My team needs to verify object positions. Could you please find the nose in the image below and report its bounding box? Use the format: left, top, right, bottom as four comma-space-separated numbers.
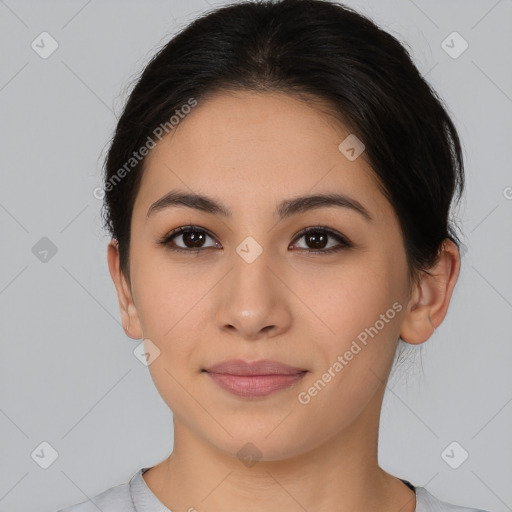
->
214, 247, 292, 341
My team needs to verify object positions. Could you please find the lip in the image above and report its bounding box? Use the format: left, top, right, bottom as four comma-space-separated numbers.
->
203, 359, 308, 398
205, 359, 306, 375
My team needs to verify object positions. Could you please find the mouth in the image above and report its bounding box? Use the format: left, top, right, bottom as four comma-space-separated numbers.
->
202, 359, 308, 398
204, 358, 307, 376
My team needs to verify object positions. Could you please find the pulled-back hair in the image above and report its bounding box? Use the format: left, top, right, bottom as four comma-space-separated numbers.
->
102, 0, 465, 287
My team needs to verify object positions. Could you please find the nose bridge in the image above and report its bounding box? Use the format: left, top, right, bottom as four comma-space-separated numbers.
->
214, 232, 291, 338
230, 235, 276, 305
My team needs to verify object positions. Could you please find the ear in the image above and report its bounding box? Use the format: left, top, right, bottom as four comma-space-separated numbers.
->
107, 239, 143, 340
400, 239, 461, 345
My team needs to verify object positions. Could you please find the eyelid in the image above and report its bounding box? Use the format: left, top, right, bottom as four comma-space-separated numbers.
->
159, 225, 220, 250
290, 225, 351, 247
158, 225, 352, 253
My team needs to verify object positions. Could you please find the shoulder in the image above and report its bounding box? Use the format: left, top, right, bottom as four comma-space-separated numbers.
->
55, 476, 133, 512
415, 486, 495, 512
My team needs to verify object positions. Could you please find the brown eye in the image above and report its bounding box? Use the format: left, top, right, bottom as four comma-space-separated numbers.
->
160, 226, 219, 252
159, 225, 351, 255
290, 227, 351, 254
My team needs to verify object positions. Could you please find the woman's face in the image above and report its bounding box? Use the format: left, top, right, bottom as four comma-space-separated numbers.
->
117, 90, 415, 460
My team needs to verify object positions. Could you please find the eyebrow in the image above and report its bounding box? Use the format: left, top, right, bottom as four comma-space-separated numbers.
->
147, 190, 373, 222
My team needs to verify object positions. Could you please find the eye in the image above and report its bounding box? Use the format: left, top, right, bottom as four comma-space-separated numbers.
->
159, 226, 220, 253
290, 226, 352, 254
159, 225, 352, 255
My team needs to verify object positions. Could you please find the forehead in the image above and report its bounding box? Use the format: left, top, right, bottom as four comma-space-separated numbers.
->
135, 90, 387, 219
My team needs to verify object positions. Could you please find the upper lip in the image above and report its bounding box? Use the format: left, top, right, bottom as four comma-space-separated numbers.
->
204, 359, 307, 376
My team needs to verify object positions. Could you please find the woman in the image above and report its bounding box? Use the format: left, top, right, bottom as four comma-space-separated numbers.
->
58, 0, 493, 510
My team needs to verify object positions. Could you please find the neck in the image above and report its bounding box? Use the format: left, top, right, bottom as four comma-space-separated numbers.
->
143, 386, 416, 512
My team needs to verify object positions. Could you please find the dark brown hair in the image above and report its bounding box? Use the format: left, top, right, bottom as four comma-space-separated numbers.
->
101, 0, 465, 287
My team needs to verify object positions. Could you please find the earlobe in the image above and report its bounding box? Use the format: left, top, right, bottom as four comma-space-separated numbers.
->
400, 239, 460, 345
107, 240, 143, 340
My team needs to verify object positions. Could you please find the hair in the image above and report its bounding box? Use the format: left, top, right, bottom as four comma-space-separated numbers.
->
102, 0, 465, 292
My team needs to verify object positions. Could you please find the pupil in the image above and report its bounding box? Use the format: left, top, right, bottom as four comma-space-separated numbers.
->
185, 230, 204, 248
307, 231, 327, 249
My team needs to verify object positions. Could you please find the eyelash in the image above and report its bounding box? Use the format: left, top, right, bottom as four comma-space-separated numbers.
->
158, 225, 352, 255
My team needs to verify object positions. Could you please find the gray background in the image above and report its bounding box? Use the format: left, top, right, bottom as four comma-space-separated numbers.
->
0, 1, 511, 511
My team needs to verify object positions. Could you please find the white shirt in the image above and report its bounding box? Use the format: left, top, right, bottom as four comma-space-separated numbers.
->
56, 467, 493, 512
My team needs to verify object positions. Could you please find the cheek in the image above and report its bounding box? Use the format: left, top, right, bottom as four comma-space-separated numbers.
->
300, 256, 407, 390
130, 245, 204, 339
295, 276, 403, 424
300, 257, 401, 336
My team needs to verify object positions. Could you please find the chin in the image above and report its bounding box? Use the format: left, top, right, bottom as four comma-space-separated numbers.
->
198, 421, 317, 464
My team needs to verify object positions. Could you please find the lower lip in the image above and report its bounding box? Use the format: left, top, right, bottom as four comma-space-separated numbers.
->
206, 371, 307, 398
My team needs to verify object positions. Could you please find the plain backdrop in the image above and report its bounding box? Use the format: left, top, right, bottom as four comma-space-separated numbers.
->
0, 1, 511, 511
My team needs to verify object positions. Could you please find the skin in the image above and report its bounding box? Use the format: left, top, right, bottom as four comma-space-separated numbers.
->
107, 90, 460, 512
